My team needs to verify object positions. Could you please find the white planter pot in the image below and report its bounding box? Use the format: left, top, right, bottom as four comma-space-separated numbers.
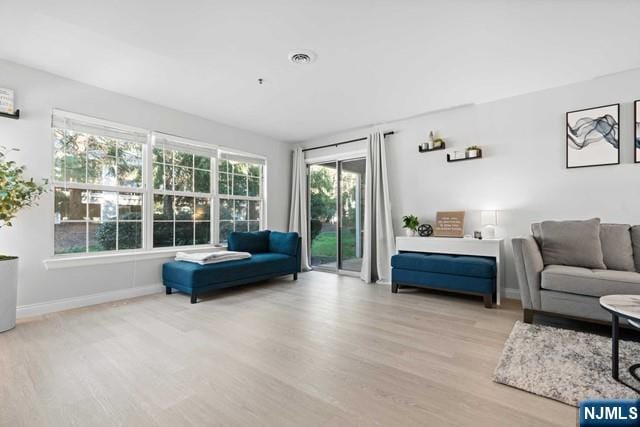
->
467, 149, 479, 158
404, 228, 416, 237
0, 257, 18, 333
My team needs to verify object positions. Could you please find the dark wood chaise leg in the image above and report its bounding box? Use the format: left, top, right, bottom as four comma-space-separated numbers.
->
523, 308, 534, 324
165, 287, 172, 295
293, 272, 298, 280
391, 282, 398, 293
190, 293, 197, 304
483, 294, 493, 308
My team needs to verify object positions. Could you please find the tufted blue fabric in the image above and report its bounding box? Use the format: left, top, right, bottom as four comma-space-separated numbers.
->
227, 230, 271, 253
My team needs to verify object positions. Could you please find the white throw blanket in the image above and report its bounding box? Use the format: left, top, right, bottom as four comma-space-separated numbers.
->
175, 251, 251, 265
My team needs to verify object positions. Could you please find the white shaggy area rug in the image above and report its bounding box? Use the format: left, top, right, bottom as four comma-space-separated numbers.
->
494, 321, 639, 406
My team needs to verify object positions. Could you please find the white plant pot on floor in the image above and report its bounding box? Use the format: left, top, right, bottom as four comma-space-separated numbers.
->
0, 257, 18, 333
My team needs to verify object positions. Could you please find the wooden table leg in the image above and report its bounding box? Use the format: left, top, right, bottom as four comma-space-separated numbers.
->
612, 314, 619, 380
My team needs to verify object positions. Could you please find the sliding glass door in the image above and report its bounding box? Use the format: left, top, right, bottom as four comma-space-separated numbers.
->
309, 158, 365, 273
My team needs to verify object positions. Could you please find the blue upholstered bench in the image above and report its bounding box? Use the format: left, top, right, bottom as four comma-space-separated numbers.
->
163, 230, 301, 303
391, 252, 496, 308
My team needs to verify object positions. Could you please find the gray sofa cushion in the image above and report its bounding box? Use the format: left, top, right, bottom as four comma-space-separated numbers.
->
600, 224, 635, 271
541, 265, 640, 298
536, 218, 606, 269
631, 226, 640, 272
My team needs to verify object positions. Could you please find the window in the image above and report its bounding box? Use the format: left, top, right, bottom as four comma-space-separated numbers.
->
218, 153, 265, 243
52, 111, 147, 254
51, 111, 266, 256
151, 133, 216, 248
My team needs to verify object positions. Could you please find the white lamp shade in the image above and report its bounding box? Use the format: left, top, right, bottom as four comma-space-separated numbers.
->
481, 210, 497, 226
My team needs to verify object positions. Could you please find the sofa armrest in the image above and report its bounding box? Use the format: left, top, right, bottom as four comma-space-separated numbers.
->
296, 237, 302, 272
512, 236, 544, 310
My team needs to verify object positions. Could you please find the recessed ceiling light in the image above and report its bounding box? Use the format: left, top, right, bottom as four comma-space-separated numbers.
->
288, 50, 316, 64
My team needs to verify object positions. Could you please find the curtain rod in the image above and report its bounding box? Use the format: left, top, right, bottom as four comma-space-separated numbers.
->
302, 131, 394, 153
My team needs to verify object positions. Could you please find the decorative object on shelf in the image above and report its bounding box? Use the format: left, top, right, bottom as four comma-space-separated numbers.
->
635, 100, 639, 163
447, 150, 482, 162
418, 131, 446, 153
474, 230, 483, 240
402, 214, 420, 236
0, 88, 15, 114
0, 110, 20, 120
417, 223, 433, 237
0, 147, 47, 333
566, 104, 619, 169
465, 145, 482, 158
481, 210, 497, 239
433, 211, 465, 237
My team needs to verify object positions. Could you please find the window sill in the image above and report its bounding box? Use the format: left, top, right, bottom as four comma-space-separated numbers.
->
43, 246, 226, 270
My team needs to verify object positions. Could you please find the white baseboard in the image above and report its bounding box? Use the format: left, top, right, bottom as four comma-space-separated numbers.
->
17, 284, 164, 319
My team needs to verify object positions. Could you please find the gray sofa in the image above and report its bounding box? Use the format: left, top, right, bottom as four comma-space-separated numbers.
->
513, 219, 640, 324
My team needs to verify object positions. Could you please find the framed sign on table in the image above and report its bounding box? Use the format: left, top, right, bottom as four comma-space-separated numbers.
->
433, 211, 465, 237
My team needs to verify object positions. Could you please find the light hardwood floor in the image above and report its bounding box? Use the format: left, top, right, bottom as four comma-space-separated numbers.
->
0, 272, 577, 426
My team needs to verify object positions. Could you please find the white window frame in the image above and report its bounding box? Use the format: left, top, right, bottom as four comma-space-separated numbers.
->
46, 110, 268, 268
217, 149, 267, 243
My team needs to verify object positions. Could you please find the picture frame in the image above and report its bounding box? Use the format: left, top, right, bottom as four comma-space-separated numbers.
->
566, 103, 619, 169
635, 100, 639, 163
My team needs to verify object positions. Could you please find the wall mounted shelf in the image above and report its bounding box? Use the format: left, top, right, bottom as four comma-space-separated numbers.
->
446, 152, 483, 162
0, 110, 20, 120
418, 143, 446, 153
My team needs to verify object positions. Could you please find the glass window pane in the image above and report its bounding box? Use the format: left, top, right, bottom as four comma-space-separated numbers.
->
218, 173, 229, 195
219, 159, 230, 173
233, 175, 247, 196
249, 200, 261, 221
164, 165, 174, 191
248, 221, 260, 232
89, 222, 116, 252
248, 164, 261, 177
174, 166, 193, 192
118, 221, 142, 250
194, 155, 210, 170
194, 169, 210, 193
153, 222, 174, 247
53, 129, 65, 181
87, 191, 117, 222
232, 162, 248, 175
220, 199, 233, 220
54, 223, 86, 254
118, 193, 143, 220
248, 177, 260, 197
154, 195, 174, 220
234, 200, 247, 221
64, 133, 87, 183
87, 137, 117, 186
153, 163, 164, 190
195, 198, 210, 220
174, 151, 193, 167
235, 221, 248, 232
175, 222, 194, 246
219, 221, 233, 243
175, 196, 194, 220
117, 142, 143, 188
153, 147, 164, 163
55, 188, 86, 220
195, 222, 211, 245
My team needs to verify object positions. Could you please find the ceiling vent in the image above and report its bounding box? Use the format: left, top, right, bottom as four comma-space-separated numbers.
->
288, 51, 316, 64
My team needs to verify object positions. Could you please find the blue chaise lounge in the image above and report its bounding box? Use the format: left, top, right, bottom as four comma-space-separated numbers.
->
163, 230, 301, 303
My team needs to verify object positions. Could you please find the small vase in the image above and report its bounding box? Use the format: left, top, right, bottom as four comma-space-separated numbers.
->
404, 229, 415, 237
467, 149, 479, 158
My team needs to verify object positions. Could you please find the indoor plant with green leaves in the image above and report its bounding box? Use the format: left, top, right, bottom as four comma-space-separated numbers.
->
402, 214, 420, 237
0, 147, 46, 332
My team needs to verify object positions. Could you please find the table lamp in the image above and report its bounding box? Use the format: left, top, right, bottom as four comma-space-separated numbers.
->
481, 210, 497, 239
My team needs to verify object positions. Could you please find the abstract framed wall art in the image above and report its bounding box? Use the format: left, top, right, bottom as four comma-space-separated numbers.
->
635, 100, 640, 163
566, 104, 619, 168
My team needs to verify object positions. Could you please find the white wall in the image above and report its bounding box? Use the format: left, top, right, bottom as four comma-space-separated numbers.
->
0, 60, 292, 309
303, 69, 640, 295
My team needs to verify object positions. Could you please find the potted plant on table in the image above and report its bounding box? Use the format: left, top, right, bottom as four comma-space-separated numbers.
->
0, 147, 46, 333
465, 145, 482, 158
402, 214, 420, 237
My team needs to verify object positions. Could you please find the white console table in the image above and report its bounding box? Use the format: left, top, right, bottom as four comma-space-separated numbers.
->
395, 236, 505, 305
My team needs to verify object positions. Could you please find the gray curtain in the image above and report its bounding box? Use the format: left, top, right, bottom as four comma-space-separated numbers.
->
288, 147, 311, 271
360, 131, 396, 283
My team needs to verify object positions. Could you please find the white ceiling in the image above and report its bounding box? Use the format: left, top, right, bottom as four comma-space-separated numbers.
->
1, 0, 640, 142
